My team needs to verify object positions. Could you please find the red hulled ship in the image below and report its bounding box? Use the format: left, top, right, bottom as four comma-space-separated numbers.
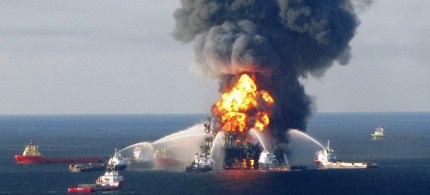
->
153, 147, 182, 168
15, 140, 103, 164
68, 169, 124, 193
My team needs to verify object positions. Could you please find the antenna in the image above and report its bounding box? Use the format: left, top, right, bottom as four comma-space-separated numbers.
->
204, 117, 211, 133
327, 140, 330, 152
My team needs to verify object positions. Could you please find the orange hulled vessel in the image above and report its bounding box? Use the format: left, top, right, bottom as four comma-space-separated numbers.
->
15, 140, 103, 164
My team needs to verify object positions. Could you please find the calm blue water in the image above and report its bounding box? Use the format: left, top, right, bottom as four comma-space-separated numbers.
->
1, 113, 430, 194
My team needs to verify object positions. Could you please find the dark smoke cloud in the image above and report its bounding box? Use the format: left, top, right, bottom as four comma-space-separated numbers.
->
173, 0, 363, 143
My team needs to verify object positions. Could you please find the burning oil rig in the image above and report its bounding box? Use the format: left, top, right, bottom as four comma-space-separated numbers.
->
203, 74, 274, 169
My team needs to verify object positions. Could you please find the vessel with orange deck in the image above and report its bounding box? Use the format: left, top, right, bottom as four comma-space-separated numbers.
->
14, 140, 103, 164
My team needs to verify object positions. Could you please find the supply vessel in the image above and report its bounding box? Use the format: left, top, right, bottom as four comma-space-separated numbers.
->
14, 140, 103, 164
314, 140, 378, 169
185, 153, 213, 172
371, 126, 385, 138
68, 169, 124, 193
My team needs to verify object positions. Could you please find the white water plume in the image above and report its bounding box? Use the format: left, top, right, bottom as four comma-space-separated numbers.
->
288, 129, 325, 149
249, 128, 267, 151
286, 129, 325, 166
151, 123, 211, 165
119, 142, 154, 161
210, 132, 225, 170
117, 123, 212, 169
152, 123, 209, 146
119, 141, 153, 153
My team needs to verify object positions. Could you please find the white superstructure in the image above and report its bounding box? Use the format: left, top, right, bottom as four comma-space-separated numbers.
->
315, 140, 377, 169
108, 148, 127, 171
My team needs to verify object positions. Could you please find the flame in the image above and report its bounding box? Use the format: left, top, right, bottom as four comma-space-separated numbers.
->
212, 74, 274, 133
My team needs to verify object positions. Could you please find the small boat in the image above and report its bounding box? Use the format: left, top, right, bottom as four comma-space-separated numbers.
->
185, 153, 213, 172
14, 140, 103, 164
371, 126, 385, 138
67, 169, 124, 193
258, 150, 289, 170
314, 140, 378, 169
107, 148, 127, 171
69, 163, 106, 172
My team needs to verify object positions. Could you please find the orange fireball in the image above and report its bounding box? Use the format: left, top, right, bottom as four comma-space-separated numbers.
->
212, 74, 274, 133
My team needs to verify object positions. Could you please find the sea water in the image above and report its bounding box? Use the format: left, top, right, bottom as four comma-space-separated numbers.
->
0, 113, 429, 194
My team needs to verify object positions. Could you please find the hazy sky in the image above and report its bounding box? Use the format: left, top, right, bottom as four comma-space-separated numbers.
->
0, 0, 428, 115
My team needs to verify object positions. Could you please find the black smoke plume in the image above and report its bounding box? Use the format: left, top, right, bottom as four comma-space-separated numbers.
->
173, 0, 365, 143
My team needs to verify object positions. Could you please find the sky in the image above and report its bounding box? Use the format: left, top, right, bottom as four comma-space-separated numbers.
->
0, 0, 429, 115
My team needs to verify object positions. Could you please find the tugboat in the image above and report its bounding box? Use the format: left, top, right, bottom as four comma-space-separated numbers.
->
371, 126, 385, 138
107, 149, 127, 171
69, 163, 106, 172
15, 140, 103, 164
314, 140, 378, 169
258, 151, 306, 171
258, 151, 291, 171
67, 168, 124, 193
185, 153, 213, 172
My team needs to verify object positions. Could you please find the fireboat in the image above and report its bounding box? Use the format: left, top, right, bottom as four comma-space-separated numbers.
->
14, 140, 103, 164
107, 148, 127, 171
185, 136, 214, 172
314, 140, 378, 169
185, 153, 213, 172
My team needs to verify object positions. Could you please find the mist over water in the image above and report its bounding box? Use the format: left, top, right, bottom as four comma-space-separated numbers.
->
210, 132, 226, 170
120, 142, 154, 162
118, 125, 331, 169
119, 123, 212, 169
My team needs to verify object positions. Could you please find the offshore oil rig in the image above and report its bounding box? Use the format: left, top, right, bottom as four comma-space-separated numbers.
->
203, 117, 262, 169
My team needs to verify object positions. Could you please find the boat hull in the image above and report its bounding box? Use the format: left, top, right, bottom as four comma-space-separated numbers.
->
15, 155, 103, 164
67, 187, 93, 193
316, 161, 378, 169
185, 163, 212, 172
67, 184, 121, 193
154, 158, 182, 168
108, 164, 127, 171
259, 164, 291, 171
69, 163, 106, 172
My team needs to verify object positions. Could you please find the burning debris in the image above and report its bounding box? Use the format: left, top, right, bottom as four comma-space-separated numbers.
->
174, 0, 366, 168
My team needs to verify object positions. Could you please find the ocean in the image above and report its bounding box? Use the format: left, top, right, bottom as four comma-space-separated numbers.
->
1, 113, 430, 194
